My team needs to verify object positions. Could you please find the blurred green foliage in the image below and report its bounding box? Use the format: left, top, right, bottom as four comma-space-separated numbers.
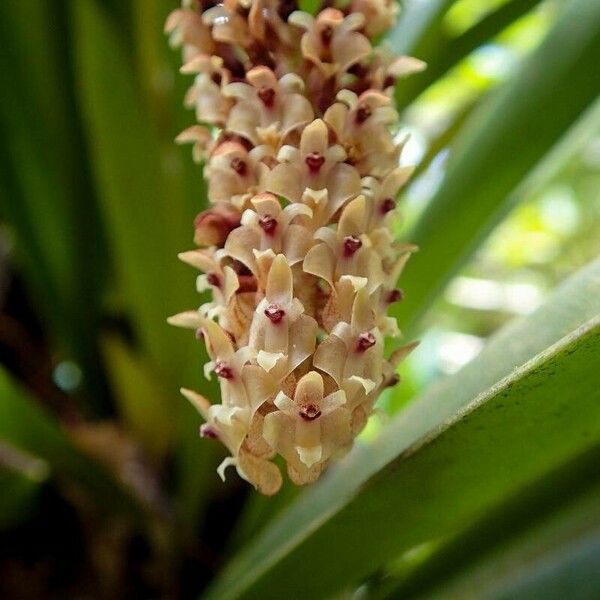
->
0, 0, 598, 597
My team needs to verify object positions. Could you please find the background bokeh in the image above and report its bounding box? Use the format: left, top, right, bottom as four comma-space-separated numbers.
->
0, 0, 598, 598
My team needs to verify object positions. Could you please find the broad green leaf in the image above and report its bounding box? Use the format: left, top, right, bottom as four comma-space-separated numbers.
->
130, 0, 225, 539
71, 0, 199, 387
204, 257, 600, 600
0, 1, 110, 413
0, 469, 42, 531
423, 484, 600, 600
387, 0, 454, 56
395, 0, 545, 110
0, 442, 48, 531
71, 0, 220, 535
0, 366, 143, 519
371, 446, 600, 599
102, 335, 175, 459
392, 0, 600, 333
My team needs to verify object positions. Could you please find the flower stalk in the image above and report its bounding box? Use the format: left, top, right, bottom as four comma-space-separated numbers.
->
166, 0, 424, 494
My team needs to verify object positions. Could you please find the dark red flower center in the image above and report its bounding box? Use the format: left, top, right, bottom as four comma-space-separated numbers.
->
259, 214, 278, 235
206, 272, 221, 287
299, 404, 322, 421
343, 235, 362, 256
387, 288, 403, 304
320, 24, 333, 46
385, 374, 400, 388
258, 86, 276, 108
356, 104, 372, 124
230, 157, 247, 176
264, 303, 285, 324
200, 424, 219, 439
214, 361, 234, 379
356, 331, 376, 352
384, 75, 395, 89
381, 197, 395, 214
305, 152, 325, 173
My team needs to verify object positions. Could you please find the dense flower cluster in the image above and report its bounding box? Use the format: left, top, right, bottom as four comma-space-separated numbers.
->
167, 0, 424, 494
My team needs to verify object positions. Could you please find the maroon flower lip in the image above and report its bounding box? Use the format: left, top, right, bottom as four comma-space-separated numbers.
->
206, 272, 221, 288
258, 86, 276, 108
381, 197, 395, 214
355, 104, 372, 124
230, 157, 247, 176
259, 215, 278, 235
305, 152, 326, 173
343, 235, 362, 257
356, 331, 376, 352
214, 361, 234, 379
299, 404, 322, 421
264, 303, 285, 324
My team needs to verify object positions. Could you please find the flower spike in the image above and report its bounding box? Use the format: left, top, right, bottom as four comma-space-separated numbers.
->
167, 0, 422, 494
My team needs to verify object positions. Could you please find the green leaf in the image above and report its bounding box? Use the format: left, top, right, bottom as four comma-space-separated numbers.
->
71, 0, 200, 386
387, 0, 454, 56
71, 0, 221, 534
102, 335, 175, 459
394, 0, 545, 110
0, 0, 110, 413
392, 0, 600, 333
299, 0, 322, 17
0, 469, 42, 531
370, 446, 600, 599
0, 442, 48, 531
0, 366, 143, 519
422, 483, 600, 600
203, 257, 600, 600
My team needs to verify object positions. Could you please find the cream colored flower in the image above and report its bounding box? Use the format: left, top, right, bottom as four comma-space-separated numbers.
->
181, 55, 233, 126
350, 0, 399, 38
248, 254, 317, 379
225, 193, 313, 272
224, 66, 313, 149
303, 195, 385, 291
267, 119, 361, 212
165, 8, 215, 60
313, 286, 384, 398
324, 89, 399, 176
290, 9, 371, 80
205, 140, 269, 207
263, 371, 351, 483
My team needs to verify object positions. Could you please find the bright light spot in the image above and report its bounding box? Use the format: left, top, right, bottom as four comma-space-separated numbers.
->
583, 136, 600, 168
504, 283, 543, 314
470, 44, 515, 79
396, 126, 427, 166
53, 361, 83, 393
437, 332, 484, 374
447, 277, 503, 310
447, 276, 543, 315
539, 186, 580, 235
521, 232, 560, 264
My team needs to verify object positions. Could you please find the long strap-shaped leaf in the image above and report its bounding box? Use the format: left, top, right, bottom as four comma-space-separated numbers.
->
0, 1, 110, 413
0, 367, 144, 520
394, 0, 545, 110
204, 258, 600, 599
424, 484, 600, 600
71, 0, 202, 388
71, 0, 219, 540
392, 0, 600, 333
